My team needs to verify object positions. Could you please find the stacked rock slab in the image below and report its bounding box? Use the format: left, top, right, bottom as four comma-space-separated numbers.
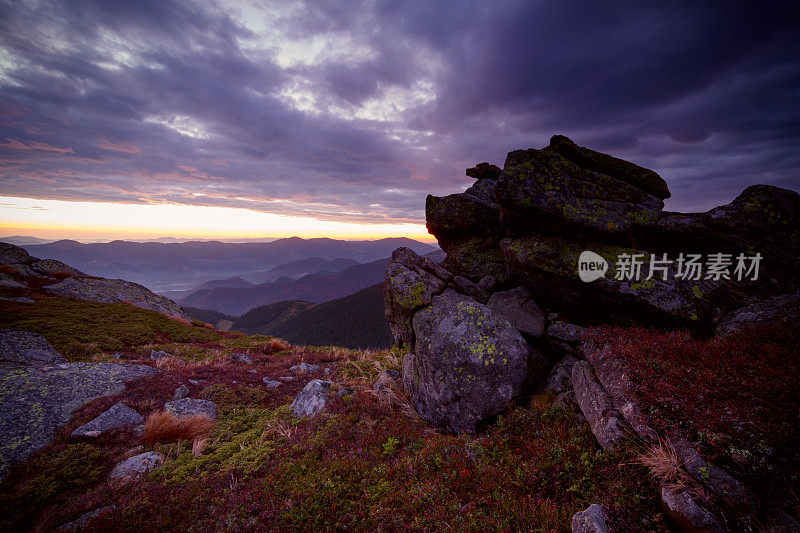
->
425, 135, 800, 331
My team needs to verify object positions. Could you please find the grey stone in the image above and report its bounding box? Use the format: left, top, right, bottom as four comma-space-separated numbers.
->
571, 503, 609, 533
0, 361, 158, 482
149, 349, 172, 360
487, 286, 546, 336
231, 352, 254, 364
452, 275, 490, 303
56, 505, 116, 532
108, 452, 163, 481
173, 384, 189, 400
660, 486, 724, 533
0, 296, 34, 303
278, 376, 297, 382
673, 438, 750, 511
71, 402, 144, 438
404, 289, 540, 433
262, 378, 281, 388
164, 398, 217, 420
0, 242, 31, 265
291, 379, 333, 417
546, 321, 587, 344
0, 329, 68, 366
543, 354, 578, 394
373, 369, 399, 396
30, 259, 84, 277
290, 362, 321, 373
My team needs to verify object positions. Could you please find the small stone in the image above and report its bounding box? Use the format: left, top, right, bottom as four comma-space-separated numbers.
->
173, 384, 189, 400
188, 379, 202, 386
109, 452, 163, 481
290, 362, 321, 373
149, 350, 172, 360
571, 503, 609, 533
0, 279, 27, 289
164, 398, 217, 420
278, 376, 296, 382
71, 403, 144, 438
262, 378, 281, 388
247, 369, 258, 374
291, 379, 333, 417
231, 352, 254, 364
547, 321, 587, 344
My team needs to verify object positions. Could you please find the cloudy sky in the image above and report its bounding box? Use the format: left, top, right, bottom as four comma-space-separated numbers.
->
0, 0, 798, 240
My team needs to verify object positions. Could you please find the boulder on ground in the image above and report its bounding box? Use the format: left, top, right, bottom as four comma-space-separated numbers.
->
164, 398, 217, 420
0, 242, 32, 265
291, 379, 333, 417
466, 162, 502, 180
571, 361, 631, 450
660, 486, 723, 533
71, 402, 144, 438
108, 452, 164, 481
404, 289, 538, 433
173, 384, 189, 400
262, 378, 281, 388
0, 329, 68, 366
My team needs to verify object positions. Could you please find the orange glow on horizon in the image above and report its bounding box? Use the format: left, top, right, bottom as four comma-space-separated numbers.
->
0, 196, 438, 243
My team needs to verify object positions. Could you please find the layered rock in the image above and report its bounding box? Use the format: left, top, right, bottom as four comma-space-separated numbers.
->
423, 135, 799, 331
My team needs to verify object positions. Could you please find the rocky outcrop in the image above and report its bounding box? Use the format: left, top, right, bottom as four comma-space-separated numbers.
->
422, 135, 799, 331
0, 355, 158, 482
164, 398, 217, 420
660, 486, 724, 533
46, 277, 190, 320
108, 452, 164, 481
715, 291, 800, 337
0, 242, 191, 321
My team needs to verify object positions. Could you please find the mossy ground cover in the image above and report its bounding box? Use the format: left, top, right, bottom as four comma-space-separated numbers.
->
0, 294, 665, 531
587, 324, 800, 524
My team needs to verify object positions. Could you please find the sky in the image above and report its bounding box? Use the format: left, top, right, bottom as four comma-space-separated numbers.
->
0, 0, 798, 242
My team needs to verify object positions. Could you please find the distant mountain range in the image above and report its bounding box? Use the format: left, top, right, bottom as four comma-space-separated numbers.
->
19, 237, 437, 293
0, 235, 55, 246
178, 249, 446, 316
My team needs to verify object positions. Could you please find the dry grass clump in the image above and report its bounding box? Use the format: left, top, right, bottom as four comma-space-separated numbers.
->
638, 437, 693, 491
144, 411, 214, 447
266, 337, 291, 353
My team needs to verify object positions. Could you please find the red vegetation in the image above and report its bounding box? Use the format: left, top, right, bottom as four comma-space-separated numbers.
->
585, 323, 800, 513
0, 264, 18, 276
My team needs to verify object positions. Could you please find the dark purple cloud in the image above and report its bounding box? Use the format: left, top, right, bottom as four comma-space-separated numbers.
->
0, 0, 798, 223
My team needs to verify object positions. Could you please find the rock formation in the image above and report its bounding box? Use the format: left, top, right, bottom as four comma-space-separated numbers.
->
385, 134, 799, 433
0, 242, 191, 320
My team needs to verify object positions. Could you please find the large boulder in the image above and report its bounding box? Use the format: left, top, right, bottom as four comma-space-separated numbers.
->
46, 276, 190, 320
403, 289, 541, 433
715, 291, 800, 337
164, 398, 217, 420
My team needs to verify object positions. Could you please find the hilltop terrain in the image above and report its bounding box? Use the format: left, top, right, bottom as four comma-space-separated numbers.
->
0, 136, 798, 532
